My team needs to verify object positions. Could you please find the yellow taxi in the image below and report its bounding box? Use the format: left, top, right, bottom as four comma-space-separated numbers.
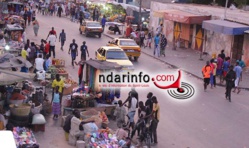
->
95, 46, 134, 70
79, 21, 103, 38
107, 38, 141, 61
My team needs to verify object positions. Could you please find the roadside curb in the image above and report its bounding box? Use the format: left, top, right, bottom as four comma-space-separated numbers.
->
103, 33, 249, 91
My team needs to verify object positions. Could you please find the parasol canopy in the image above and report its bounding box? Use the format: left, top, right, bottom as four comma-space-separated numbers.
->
0, 69, 35, 85
0, 53, 32, 69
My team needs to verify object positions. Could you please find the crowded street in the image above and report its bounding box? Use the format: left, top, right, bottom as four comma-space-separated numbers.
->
24, 12, 249, 148
1, 1, 249, 148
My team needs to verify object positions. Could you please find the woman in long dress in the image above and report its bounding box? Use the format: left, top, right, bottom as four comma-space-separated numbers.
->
33, 19, 39, 36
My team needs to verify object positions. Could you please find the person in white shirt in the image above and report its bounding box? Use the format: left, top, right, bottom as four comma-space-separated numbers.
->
122, 91, 138, 129
47, 32, 56, 58
34, 54, 44, 73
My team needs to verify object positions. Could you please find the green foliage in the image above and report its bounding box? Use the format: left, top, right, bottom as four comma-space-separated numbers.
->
191, 0, 213, 4
234, 0, 247, 7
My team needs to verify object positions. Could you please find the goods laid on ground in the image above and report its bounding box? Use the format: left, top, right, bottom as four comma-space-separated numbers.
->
52, 59, 65, 67
13, 127, 38, 147
85, 128, 130, 147
63, 78, 78, 95
56, 68, 68, 78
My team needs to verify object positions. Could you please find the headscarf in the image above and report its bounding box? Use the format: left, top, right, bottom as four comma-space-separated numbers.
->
160, 34, 167, 47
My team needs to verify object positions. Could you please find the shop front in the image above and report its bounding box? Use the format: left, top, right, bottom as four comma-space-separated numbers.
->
153, 9, 211, 50
202, 20, 249, 65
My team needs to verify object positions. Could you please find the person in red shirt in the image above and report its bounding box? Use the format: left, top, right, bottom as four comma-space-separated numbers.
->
46, 27, 57, 39
126, 25, 133, 38
44, 41, 50, 57
202, 61, 213, 92
75, 59, 85, 85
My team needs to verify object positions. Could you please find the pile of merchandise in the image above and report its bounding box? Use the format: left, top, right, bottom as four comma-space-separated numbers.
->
13, 127, 38, 147
86, 128, 129, 147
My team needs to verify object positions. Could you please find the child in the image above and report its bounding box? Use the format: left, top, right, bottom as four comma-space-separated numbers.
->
114, 100, 127, 128
52, 86, 61, 119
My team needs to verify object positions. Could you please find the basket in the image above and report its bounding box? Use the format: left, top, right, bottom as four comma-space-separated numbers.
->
31, 103, 42, 114
80, 109, 99, 119
9, 104, 31, 116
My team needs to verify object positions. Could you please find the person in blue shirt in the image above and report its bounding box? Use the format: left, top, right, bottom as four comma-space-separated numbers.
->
233, 61, 242, 94
154, 34, 160, 57
237, 58, 246, 82
101, 15, 106, 31
52, 86, 61, 119
44, 54, 51, 71
237, 59, 246, 68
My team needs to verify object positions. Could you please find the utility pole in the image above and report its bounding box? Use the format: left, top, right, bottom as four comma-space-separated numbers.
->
138, 0, 142, 46
224, 0, 228, 19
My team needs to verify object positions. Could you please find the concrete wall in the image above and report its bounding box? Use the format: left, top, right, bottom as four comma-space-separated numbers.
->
150, 2, 249, 67
204, 31, 233, 58
135, 0, 172, 9
243, 34, 249, 66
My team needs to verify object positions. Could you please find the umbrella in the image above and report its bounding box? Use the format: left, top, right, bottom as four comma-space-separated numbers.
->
0, 69, 35, 85
0, 53, 32, 69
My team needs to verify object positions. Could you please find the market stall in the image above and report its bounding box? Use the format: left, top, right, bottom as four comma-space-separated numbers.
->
0, 68, 45, 147
62, 59, 121, 116
63, 108, 131, 147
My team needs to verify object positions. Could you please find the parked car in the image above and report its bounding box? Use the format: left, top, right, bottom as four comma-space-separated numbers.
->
79, 21, 103, 38
95, 46, 134, 70
107, 38, 141, 61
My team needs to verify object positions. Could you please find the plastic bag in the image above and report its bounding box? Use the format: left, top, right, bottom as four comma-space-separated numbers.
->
68, 134, 77, 146
32, 114, 46, 124
83, 123, 98, 134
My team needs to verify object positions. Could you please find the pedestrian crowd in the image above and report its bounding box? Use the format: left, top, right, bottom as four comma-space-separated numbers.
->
113, 89, 160, 146
201, 50, 246, 102
125, 23, 167, 58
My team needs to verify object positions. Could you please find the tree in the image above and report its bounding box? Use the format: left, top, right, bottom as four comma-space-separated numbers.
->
233, 0, 247, 7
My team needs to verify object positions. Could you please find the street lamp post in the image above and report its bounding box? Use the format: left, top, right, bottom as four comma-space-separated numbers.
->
138, 0, 142, 45
224, 0, 229, 19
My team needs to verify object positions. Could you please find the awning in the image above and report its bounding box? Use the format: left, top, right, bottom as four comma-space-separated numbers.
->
162, 10, 210, 24
153, 10, 166, 18
202, 20, 249, 35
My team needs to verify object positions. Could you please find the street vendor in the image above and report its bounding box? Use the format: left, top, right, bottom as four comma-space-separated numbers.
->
52, 74, 64, 105
63, 109, 94, 141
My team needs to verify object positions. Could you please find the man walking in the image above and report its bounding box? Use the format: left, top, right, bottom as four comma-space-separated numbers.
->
233, 62, 242, 94
59, 29, 66, 51
80, 41, 89, 60
202, 61, 212, 92
101, 15, 106, 31
47, 32, 56, 58
68, 39, 78, 68
225, 65, 236, 102
47, 27, 57, 39
58, 4, 63, 17
154, 34, 160, 57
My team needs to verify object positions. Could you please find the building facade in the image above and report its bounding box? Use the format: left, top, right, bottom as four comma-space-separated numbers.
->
150, 2, 249, 66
